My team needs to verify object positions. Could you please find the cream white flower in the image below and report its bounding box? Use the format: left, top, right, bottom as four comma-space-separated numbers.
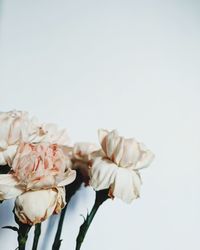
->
0, 110, 71, 166
15, 188, 65, 225
89, 129, 154, 203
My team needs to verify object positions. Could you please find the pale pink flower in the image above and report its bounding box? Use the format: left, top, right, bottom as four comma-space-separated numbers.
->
12, 142, 75, 190
0, 110, 71, 166
0, 142, 76, 224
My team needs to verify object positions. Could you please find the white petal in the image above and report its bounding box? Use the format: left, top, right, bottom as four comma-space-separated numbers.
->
106, 130, 120, 159
112, 168, 141, 203
90, 157, 118, 191
119, 139, 141, 168
0, 145, 18, 166
98, 129, 109, 145
57, 169, 76, 186
113, 137, 124, 165
73, 142, 99, 161
135, 143, 155, 170
0, 174, 23, 200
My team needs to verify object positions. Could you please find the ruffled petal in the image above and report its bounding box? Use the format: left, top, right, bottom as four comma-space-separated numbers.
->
113, 137, 124, 165
0, 174, 23, 200
106, 130, 120, 159
0, 145, 18, 166
98, 129, 109, 155
111, 168, 141, 203
57, 169, 76, 187
90, 157, 118, 191
73, 142, 99, 161
119, 138, 141, 168
135, 143, 155, 170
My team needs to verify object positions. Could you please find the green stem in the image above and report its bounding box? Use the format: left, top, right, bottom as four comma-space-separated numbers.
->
51, 170, 83, 250
75, 189, 109, 250
0, 165, 11, 204
17, 223, 31, 250
32, 223, 41, 250
52, 204, 68, 250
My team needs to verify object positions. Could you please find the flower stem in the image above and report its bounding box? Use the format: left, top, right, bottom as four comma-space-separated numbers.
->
75, 189, 109, 250
32, 223, 41, 250
17, 223, 31, 250
52, 170, 83, 250
52, 204, 68, 250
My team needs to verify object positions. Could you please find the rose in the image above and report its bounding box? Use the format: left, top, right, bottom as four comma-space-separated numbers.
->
0, 110, 71, 166
0, 142, 76, 224
89, 129, 155, 203
15, 188, 65, 225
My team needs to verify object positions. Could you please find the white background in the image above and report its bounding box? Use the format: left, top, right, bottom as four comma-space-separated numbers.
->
0, 0, 199, 250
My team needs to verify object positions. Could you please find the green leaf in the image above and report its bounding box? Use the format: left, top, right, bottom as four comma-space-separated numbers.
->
2, 226, 19, 232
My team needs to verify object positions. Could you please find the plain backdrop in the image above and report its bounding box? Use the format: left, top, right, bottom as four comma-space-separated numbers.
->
0, 0, 199, 250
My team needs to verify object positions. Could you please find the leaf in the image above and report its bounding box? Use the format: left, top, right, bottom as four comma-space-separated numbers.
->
80, 214, 86, 222
2, 226, 19, 232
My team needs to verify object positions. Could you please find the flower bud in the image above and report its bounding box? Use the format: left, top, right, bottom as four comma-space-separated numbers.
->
15, 188, 65, 225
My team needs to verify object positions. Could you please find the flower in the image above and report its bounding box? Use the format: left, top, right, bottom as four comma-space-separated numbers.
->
0, 110, 71, 166
15, 188, 65, 225
12, 142, 75, 190
0, 142, 76, 224
89, 129, 155, 203
72, 143, 99, 185
32, 123, 71, 145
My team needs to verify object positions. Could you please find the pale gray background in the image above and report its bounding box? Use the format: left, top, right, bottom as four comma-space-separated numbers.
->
0, 0, 199, 250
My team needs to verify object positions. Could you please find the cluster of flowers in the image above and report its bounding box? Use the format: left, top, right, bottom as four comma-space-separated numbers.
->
0, 110, 154, 248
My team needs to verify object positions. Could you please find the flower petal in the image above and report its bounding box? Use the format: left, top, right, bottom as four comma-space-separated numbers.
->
98, 129, 109, 155
135, 143, 155, 170
57, 169, 76, 186
0, 145, 18, 166
73, 142, 99, 161
90, 157, 118, 191
111, 168, 141, 203
106, 130, 121, 159
118, 139, 140, 168
0, 174, 23, 200
113, 137, 124, 165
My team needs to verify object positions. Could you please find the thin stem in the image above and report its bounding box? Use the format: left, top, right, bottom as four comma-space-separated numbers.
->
52, 204, 68, 250
14, 214, 31, 250
51, 170, 83, 250
17, 224, 31, 250
32, 223, 41, 250
75, 189, 109, 250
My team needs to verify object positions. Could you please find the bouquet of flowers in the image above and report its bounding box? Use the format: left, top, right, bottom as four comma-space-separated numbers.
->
0, 110, 154, 250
